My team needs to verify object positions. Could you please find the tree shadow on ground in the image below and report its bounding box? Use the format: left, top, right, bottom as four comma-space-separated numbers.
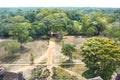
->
0, 55, 20, 63
17, 47, 31, 54
60, 60, 75, 68
82, 69, 95, 79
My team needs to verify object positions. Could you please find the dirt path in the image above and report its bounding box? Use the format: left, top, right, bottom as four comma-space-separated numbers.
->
12, 40, 55, 71
8, 37, 85, 79
12, 40, 55, 72
12, 54, 47, 73
46, 40, 55, 80
46, 40, 55, 69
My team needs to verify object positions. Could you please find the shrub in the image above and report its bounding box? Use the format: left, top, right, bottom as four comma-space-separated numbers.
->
30, 66, 50, 80
0, 40, 21, 59
29, 53, 35, 64
61, 43, 76, 61
86, 27, 98, 36
0, 40, 21, 53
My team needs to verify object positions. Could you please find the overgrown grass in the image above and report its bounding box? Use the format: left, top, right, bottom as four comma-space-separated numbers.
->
61, 64, 87, 79
52, 67, 79, 80
73, 49, 83, 59
0, 40, 21, 63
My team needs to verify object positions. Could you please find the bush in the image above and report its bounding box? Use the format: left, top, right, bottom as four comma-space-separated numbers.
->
30, 66, 50, 80
0, 40, 21, 59
0, 40, 21, 53
41, 35, 48, 39
86, 27, 98, 36
61, 43, 76, 61
29, 53, 35, 64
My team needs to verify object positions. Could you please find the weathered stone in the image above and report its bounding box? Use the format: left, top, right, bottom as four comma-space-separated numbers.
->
88, 76, 103, 80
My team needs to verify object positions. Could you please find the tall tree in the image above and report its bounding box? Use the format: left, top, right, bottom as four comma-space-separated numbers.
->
65, 10, 82, 21
30, 21, 47, 37
81, 37, 120, 80
24, 10, 36, 22
9, 22, 33, 42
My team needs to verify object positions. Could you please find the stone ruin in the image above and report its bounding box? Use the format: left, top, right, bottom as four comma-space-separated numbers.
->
88, 76, 103, 80
0, 68, 25, 80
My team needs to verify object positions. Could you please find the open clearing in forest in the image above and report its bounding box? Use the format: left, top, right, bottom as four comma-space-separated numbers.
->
0, 36, 88, 79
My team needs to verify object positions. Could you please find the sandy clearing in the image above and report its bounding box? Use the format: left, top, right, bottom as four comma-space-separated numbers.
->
9, 39, 55, 79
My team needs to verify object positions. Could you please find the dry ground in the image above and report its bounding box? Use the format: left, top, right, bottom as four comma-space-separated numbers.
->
0, 40, 48, 79
0, 36, 88, 79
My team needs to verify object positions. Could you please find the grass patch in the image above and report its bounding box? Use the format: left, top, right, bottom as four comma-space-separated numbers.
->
73, 50, 83, 59
52, 67, 79, 80
67, 64, 87, 75
62, 64, 87, 79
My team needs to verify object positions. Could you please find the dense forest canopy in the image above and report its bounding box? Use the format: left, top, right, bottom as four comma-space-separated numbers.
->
0, 7, 120, 43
